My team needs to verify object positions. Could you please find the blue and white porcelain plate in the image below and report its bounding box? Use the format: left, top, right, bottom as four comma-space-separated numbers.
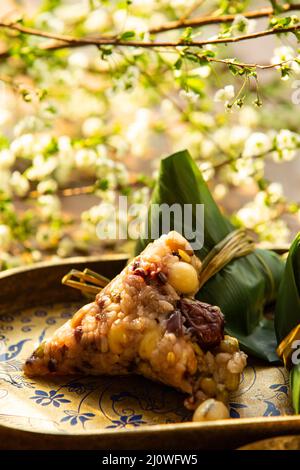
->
0, 302, 293, 435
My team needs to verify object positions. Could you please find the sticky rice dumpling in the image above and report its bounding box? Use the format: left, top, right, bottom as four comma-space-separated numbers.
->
24, 231, 247, 408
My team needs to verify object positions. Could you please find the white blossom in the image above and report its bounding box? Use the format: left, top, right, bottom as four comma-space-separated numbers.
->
213, 126, 250, 153
190, 66, 211, 78
84, 9, 110, 33
131, 187, 150, 204
214, 85, 235, 104
213, 184, 227, 200
231, 15, 256, 36
256, 219, 290, 245
276, 129, 297, 150
68, 52, 90, 69
267, 182, 284, 203
82, 203, 112, 225
38, 195, 61, 219
10, 171, 30, 197
243, 132, 272, 157
33, 133, 54, 154
57, 237, 74, 258
232, 157, 264, 185
272, 46, 295, 65
55, 164, 73, 186
27, 155, 58, 181
198, 161, 215, 181
35, 12, 65, 33
113, 11, 147, 33
271, 46, 300, 76
170, 0, 188, 9
230, 126, 251, 146
0, 253, 21, 269
75, 148, 98, 169
272, 148, 296, 162
37, 179, 58, 194
236, 202, 270, 227
200, 140, 215, 159
0, 225, 11, 250
238, 106, 259, 128
31, 250, 42, 262
0, 109, 12, 127
82, 117, 103, 137
0, 149, 15, 169
10, 133, 35, 157
58, 136, 72, 153
271, 129, 298, 161
94, 189, 116, 204
36, 225, 61, 249
13, 116, 44, 136
190, 112, 215, 128
55, 2, 89, 24
0, 170, 10, 194
179, 89, 199, 103
125, 108, 151, 156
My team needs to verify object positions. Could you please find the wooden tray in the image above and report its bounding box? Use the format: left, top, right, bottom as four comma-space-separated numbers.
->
0, 255, 300, 450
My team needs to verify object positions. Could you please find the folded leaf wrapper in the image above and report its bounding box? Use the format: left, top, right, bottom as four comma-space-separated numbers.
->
275, 233, 300, 413
136, 150, 285, 362
24, 231, 247, 409
275, 233, 300, 342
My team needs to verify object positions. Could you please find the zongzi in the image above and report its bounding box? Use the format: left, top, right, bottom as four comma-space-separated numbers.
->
137, 150, 285, 363
24, 231, 247, 409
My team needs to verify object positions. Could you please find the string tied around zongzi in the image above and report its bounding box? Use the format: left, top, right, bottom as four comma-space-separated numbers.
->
198, 228, 255, 289
62, 228, 256, 297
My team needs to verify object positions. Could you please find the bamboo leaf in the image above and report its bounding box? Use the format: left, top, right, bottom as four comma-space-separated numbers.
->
275, 233, 300, 413
291, 364, 300, 414
275, 233, 300, 342
136, 150, 285, 362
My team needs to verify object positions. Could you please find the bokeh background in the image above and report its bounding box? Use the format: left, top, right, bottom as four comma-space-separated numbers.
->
0, 0, 299, 270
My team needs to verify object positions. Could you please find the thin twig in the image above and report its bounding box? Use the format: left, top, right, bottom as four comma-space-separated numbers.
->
0, 20, 300, 52
211, 148, 275, 171
204, 56, 295, 70
149, 2, 300, 34
211, 144, 300, 172
28, 175, 145, 199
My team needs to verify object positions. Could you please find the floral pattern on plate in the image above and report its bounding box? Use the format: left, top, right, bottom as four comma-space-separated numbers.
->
0, 303, 293, 434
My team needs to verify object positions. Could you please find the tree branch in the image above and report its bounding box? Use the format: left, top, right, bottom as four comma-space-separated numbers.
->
0, 19, 300, 52
210, 146, 284, 172
190, 53, 294, 70
149, 2, 300, 34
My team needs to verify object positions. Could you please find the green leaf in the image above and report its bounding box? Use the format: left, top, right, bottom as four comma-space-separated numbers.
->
99, 46, 113, 60
95, 178, 109, 191
173, 57, 183, 70
281, 66, 291, 79
180, 27, 193, 42
274, 232, 300, 414
136, 150, 285, 362
185, 77, 204, 95
228, 63, 241, 76
185, 53, 200, 64
275, 233, 300, 342
291, 364, 300, 414
119, 31, 136, 41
